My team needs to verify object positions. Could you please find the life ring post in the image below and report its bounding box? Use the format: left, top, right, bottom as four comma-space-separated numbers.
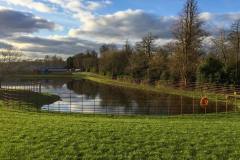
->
200, 97, 209, 108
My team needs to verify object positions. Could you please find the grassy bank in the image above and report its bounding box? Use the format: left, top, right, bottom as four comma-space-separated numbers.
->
0, 89, 60, 110
73, 72, 228, 102
1, 106, 240, 159
14, 72, 240, 105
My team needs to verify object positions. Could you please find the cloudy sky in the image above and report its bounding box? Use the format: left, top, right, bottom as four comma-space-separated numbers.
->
0, 0, 240, 58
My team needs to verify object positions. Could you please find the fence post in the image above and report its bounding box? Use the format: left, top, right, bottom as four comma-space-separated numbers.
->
192, 94, 195, 114
225, 99, 228, 113
70, 91, 72, 113
39, 83, 41, 93
168, 98, 170, 116
215, 96, 218, 114
180, 96, 183, 115
235, 94, 237, 112
82, 96, 83, 113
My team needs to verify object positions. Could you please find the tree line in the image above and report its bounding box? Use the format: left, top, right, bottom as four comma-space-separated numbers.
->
0, 0, 239, 86
66, 0, 240, 85
0, 49, 65, 75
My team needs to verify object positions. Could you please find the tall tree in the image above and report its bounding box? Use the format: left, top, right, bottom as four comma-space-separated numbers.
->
229, 19, 240, 85
123, 40, 132, 56
66, 57, 74, 69
212, 30, 229, 65
143, 33, 155, 57
173, 0, 206, 85
135, 33, 155, 58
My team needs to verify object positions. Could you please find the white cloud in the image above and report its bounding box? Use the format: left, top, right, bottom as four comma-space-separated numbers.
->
86, 1, 103, 11
5, 0, 112, 14
6, 0, 53, 12
69, 9, 176, 44
199, 12, 212, 21
2, 0, 240, 58
86, 0, 112, 11
5, 35, 102, 56
200, 12, 240, 35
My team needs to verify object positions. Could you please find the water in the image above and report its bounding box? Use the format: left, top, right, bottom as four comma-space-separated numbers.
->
36, 79, 233, 115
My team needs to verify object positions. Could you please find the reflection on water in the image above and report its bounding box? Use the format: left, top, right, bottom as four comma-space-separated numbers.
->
37, 79, 234, 115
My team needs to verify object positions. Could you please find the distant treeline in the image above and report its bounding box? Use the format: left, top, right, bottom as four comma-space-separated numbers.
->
66, 0, 240, 85
0, 50, 65, 75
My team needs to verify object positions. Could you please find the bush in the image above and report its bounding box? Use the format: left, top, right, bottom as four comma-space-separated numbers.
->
198, 57, 226, 83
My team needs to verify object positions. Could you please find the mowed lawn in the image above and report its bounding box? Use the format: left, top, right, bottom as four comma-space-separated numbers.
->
1, 107, 240, 160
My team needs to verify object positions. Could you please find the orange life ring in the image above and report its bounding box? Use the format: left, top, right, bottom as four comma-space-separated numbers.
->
200, 97, 209, 107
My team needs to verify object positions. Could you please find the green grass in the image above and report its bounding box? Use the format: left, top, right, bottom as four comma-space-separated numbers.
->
1, 77, 240, 159
1, 106, 240, 159
0, 89, 60, 110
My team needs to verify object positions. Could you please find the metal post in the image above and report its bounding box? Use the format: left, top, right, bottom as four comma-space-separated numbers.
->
39, 83, 41, 93
168, 98, 170, 116
226, 100, 228, 113
58, 101, 60, 112
94, 99, 95, 115
235, 94, 237, 112
180, 96, 183, 115
106, 103, 107, 115
82, 96, 83, 113
192, 95, 195, 114
216, 96, 218, 114
70, 91, 72, 113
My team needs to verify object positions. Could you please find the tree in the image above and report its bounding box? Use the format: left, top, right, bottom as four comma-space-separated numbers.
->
123, 40, 132, 56
43, 55, 65, 68
99, 44, 117, 54
198, 57, 226, 83
228, 19, 240, 85
0, 48, 23, 74
99, 50, 129, 77
148, 48, 169, 82
66, 57, 74, 69
212, 30, 229, 65
136, 33, 155, 58
72, 50, 98, 72
173, 0, 206, 86
128, 52, 149, 81
0, 48, 23, 63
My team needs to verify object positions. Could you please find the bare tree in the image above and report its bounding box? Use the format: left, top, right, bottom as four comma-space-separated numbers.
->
229, 19, 240, 84
0, 48, 23, 75
212, 30, 229, 65
135, 33, 155, 58
143, 33, 155, 58
0, 48, 23, 63
173, 0, 206, 86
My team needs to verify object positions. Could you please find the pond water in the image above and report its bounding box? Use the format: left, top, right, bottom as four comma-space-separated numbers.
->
32, 79, 233, 115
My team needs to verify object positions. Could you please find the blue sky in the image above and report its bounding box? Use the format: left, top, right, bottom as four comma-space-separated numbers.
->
98, 0, 240, 15
0, 0, 240, 58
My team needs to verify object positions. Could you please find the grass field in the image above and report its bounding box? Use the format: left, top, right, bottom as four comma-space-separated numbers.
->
1, 77, 240, 159
1, 106, 240, 159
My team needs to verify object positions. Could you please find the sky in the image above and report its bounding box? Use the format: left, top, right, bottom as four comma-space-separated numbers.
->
0, 0, 240, 59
